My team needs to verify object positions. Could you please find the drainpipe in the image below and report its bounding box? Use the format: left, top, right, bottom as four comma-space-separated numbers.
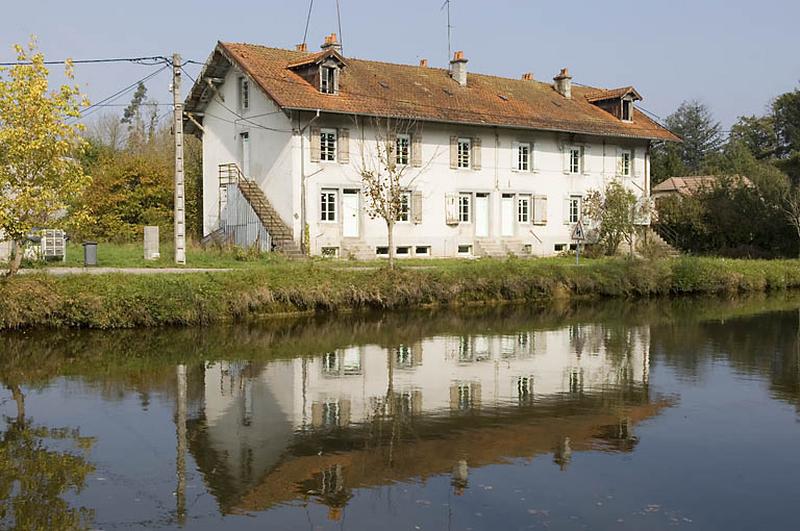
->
298, 109, 321, 254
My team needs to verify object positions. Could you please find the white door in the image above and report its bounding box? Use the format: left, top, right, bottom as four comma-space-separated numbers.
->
241, 132, 250, 178
501, 195, 514, 237
475, 194, 489, 237
342, 190, 359, 238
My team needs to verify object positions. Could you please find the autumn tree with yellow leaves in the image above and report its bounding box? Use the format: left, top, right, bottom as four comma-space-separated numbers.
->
0, 39, 91, 275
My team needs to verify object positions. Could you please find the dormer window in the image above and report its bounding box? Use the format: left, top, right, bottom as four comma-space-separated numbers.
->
239, 77, 249, 111
320, 66, 337, 94
621, 99, 633, 121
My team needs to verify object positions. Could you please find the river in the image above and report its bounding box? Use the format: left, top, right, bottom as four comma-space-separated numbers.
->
1, 295, 799, 530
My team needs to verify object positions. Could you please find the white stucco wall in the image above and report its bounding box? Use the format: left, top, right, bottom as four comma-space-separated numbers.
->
302, 117, 650, 257
0, 238, 10, 262
200, 66, 296, 236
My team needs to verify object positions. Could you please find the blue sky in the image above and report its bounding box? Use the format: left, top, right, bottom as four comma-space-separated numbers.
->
2, 0, 798, 129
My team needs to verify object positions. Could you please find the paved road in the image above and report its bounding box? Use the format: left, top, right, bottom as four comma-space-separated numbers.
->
18, 267, 232, 276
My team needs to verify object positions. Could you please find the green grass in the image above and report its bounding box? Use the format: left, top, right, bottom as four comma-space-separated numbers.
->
4, 254, 800, 330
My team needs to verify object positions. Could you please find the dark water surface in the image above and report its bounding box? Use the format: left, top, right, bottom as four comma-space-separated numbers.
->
2, 295, 800, 530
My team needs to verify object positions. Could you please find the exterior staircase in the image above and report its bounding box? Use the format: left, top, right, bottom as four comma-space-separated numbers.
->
219, 164, 304, 258
341, 239, 374, 260
474, 239, 508, 258
502, 238, 531, 257
643, 227, 681, 257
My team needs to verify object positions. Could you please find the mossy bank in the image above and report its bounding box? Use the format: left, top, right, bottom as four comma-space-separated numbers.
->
3, 256, 800, 330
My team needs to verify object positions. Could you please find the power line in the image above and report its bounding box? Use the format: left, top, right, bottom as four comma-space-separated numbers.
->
335, 0, 344, 54
180, 66, 293, 132
302, 0, 315, 46
0, 56, 171, 67
73, 65, 169, 122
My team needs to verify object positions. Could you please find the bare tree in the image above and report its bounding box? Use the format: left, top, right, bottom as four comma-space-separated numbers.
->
87, 113, 124, 151
353, 117, 435, 269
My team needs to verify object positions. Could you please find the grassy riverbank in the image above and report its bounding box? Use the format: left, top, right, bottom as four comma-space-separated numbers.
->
3, 256, 800, 329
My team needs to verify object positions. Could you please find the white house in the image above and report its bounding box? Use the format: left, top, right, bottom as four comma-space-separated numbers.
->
185, 34, 679, 258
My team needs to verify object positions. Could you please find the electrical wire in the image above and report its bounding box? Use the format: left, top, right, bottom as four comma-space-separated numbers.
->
302, 0, 315, 46
0, 56, 171, 67
336, 0, 344, 55
72, 65, 169, 122
180, 66, 294, 132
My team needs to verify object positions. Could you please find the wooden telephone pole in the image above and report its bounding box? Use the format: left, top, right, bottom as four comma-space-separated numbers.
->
172, 53, 187, 265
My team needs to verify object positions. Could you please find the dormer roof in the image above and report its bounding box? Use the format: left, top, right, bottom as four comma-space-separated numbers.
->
586, 86, 643, 103
285, 48, 347, 70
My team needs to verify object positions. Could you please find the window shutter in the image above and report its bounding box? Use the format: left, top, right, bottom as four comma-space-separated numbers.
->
472, 137, 482, 170
338, 128, 349, 163
530, 141, 536, 172
616, 147, 623, 175
333, 68, 340, 94
581, 146, 590, 174
449, 136, 458, 169
534, 196, 548, 225
411, 191, 423, 224
445, 192, 459, 224
310, 126, 321, 162
562, 145, 570, 174
563, 197, 571, 224
411, 133, 422, 167
511, 141, 519, 171
631, 148, 639, 177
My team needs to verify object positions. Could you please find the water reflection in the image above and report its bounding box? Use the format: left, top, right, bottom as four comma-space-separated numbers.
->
181, 312, 662, 519
1, 294, 800, 529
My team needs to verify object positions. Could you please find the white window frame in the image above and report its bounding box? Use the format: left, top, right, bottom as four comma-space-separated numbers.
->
518, 194, 531, 223
397, 191, 411, 222
320, 128, 337, 162
320, 189, 338, 222
569, 147, 581, 174
621, 99, 633, 121
458, 193, 471, 223
320, 66, 336, 94
620, 150, 632, 177
396, 133, 411, 166
569, 195, 582, 224
239, 77, 249, 111
515, 142, 531, 171
457, 137, 471, 169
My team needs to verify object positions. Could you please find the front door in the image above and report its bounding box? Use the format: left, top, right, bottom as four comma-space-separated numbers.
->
501, 194, 514, 237
342, 190, 359, 238
475, 194, 489, 238
240, 132, 250, 178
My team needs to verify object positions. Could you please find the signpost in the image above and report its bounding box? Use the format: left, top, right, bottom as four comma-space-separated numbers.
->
571, 219, 586, 265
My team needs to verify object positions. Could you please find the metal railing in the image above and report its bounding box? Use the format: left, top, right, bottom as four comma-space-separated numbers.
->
217, 163, 272, 252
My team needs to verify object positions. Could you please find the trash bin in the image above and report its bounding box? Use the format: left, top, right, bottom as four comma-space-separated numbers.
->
82, 241, 98, 267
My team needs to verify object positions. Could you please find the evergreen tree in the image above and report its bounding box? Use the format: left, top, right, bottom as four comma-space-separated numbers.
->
665, 100, 723, 172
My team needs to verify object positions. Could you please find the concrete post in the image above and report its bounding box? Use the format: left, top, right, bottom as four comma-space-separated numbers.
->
144, 226, 160, 260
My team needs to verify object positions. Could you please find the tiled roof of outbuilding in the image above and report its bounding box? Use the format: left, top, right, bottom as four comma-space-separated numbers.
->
185, 41, 680, 142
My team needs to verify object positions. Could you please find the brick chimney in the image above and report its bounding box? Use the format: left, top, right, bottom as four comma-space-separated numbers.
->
419, 58, 428, 68
521, 72, 534, 81
321, 33, 342, 53
295, 43, 308, 52
449, 50, 468, 87
553, 68, 572, 99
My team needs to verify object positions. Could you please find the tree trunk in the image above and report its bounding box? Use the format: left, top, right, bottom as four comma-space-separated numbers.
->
8, 384, 25, 425
387, 219, 395, 270
6, 240, 24, 276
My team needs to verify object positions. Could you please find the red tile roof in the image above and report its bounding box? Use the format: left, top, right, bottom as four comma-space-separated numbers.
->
186, 42, 680, 142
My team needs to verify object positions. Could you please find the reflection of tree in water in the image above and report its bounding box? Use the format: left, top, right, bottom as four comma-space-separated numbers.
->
0, 387, 95, 530
652, 308, 800, 411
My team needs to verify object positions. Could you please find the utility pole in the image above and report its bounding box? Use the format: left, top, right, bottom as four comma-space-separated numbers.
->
172, 53, 187, 265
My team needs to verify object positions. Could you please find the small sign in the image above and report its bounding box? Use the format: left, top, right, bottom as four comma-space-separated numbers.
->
571, 220, 586, 241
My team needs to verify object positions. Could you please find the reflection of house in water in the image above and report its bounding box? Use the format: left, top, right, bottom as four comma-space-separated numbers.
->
186, 323, 666, 517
